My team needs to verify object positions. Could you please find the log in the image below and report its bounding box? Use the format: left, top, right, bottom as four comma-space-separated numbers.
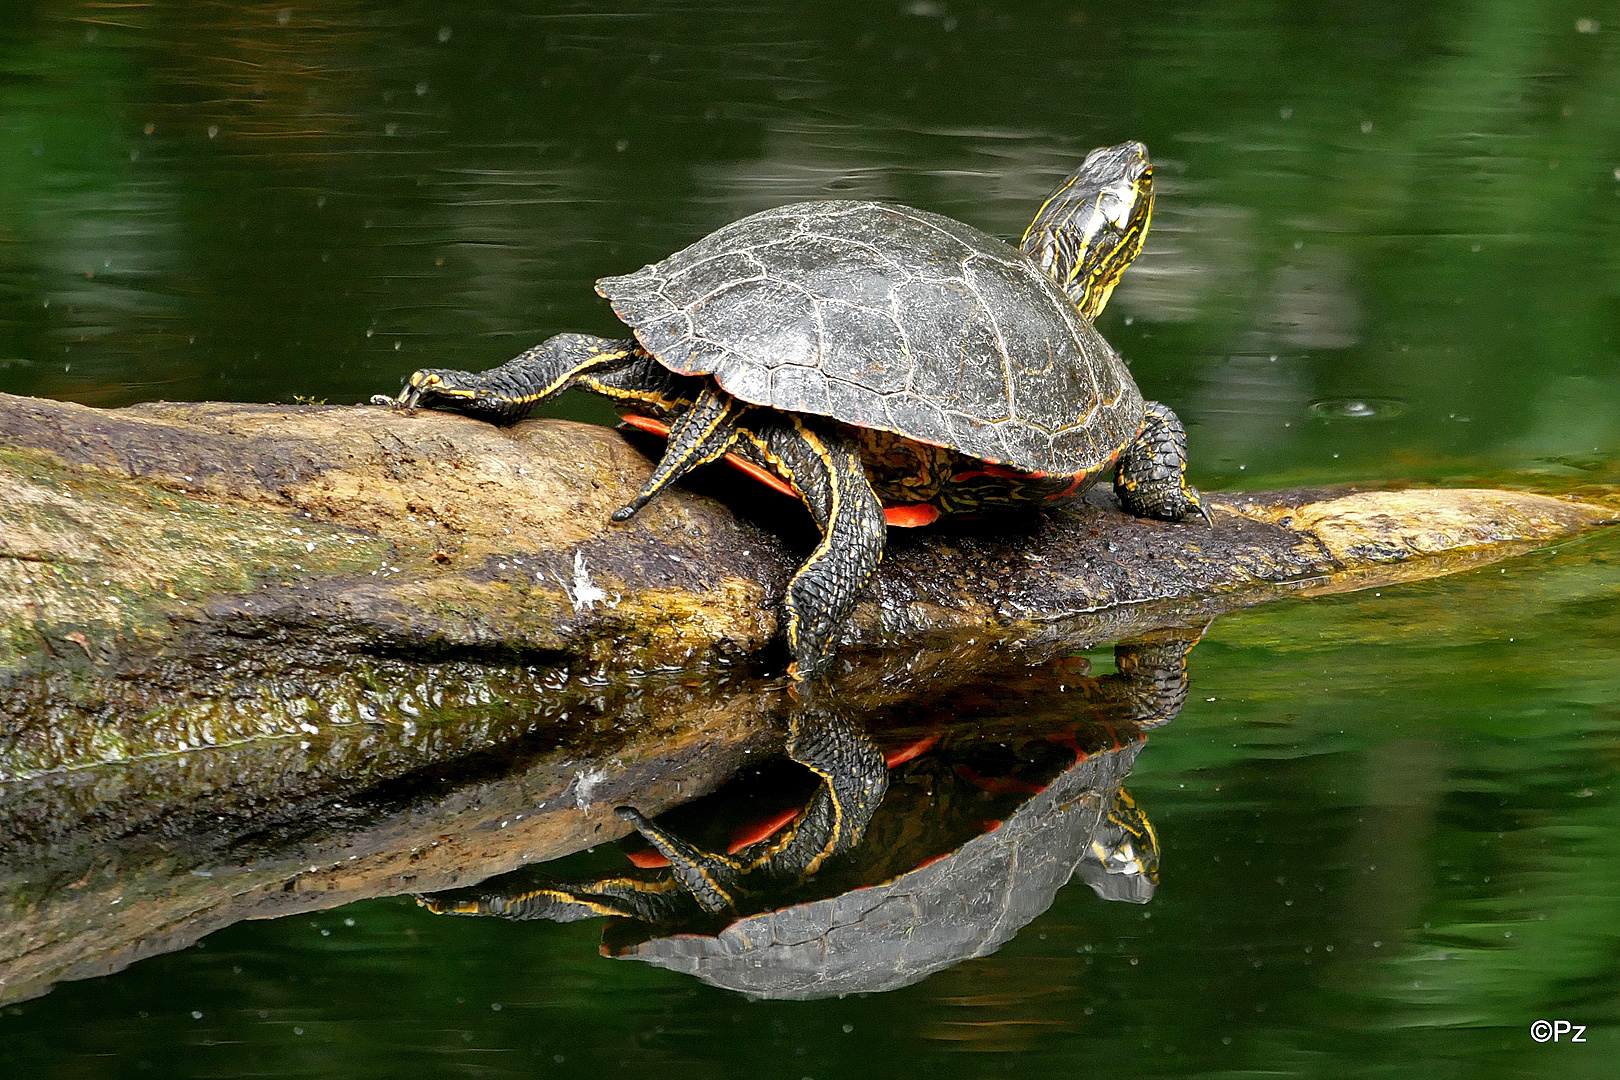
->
0, 389, 1613, 1003
2, 390, 1613, 781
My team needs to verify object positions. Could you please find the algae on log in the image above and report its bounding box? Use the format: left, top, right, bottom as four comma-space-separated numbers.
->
1, 390, 1614, 781
0, 390, 1615, 1005
0, 637, 1168, 1006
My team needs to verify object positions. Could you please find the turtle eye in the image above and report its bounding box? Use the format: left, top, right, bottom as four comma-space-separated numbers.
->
1098, 181, 1138, 229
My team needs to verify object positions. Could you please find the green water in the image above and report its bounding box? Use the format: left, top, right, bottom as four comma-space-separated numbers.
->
3, 1, 1619, 1076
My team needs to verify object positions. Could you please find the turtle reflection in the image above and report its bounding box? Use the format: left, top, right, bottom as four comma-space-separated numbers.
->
421, 632, 1193, 999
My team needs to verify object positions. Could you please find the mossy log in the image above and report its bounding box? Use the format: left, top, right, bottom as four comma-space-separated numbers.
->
3, 390, 1613, 782
0, 390, 1614, 1003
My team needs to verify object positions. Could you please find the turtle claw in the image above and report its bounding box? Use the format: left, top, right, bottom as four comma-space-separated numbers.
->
370, 390, 421, 413
609, 492, 654, 523
1184, 489, 1214, 527
372, 371, 443, 412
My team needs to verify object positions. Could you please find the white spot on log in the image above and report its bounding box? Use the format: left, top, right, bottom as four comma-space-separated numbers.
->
558, 550, 613, 612
571, 766, 610, 809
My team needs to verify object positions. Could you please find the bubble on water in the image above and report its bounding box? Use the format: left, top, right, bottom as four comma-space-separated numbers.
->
1309, 397, 1404, 421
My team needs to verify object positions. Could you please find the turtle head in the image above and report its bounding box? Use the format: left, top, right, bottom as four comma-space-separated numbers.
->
1020, 141, 1153, 321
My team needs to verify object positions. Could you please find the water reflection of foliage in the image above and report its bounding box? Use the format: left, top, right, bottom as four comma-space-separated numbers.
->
0, 1, 1614, 483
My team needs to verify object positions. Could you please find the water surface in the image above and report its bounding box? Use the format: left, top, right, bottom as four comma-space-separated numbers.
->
2, 2, 1618, 1077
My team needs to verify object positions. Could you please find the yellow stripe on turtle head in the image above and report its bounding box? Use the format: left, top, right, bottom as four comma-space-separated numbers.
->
1020, 141, 1153, 321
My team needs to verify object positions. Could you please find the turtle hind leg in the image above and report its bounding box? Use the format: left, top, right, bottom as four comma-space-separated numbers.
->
1115, 401, 1211, 524
373, 333, 676, 425
611, 383, 748, 522
755, 698, 888, 876
741, 415, 888, 679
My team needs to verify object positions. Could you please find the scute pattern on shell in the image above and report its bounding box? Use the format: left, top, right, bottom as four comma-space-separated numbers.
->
596, 201, 1145, 475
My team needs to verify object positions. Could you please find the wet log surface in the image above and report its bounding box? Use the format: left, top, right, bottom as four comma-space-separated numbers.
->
0, 390, 1614, 1003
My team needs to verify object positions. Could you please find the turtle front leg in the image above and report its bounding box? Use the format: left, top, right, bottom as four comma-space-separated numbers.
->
740, 415, 888, 679
418, 873, 692, 923
1114, 400, 1211, 524
372, 333, 685, 425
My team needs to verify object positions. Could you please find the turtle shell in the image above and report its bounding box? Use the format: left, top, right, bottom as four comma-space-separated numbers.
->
604, 740, 1147, 999
596, 201, 1145, 476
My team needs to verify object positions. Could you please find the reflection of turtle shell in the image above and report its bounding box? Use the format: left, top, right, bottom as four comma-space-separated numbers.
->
606, 741, 1145, 1000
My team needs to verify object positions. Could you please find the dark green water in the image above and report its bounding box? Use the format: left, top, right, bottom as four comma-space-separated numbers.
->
3, 2, 1619, 1076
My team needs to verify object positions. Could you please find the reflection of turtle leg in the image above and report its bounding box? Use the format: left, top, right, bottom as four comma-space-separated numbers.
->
1111, 627, 1203, 726
1115, 401, 1210, 524
615, 701, 888, 908
611, 383, 749, 522
766, 699, 889, 874
738, 415, 888, 679
614, 806, 746, 914
371, 333, 689, 424
418, 873, 691, 923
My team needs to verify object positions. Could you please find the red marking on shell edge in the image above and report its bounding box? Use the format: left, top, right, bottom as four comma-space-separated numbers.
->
1045, 473, 1090, 500
618, 413, 801, 500
953, 764, 1048, 795
883, 503, 941, 528
978, 819, 1004, 834
620, 414, 670, 438
913, 851, 951, 872
728, 808, 801, 853
883, 735, 940, 768
1042, 731, 1090, 764
624, 848, 670, 869
949, 462, 1031, 483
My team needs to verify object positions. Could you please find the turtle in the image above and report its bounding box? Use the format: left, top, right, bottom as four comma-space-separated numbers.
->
374, 141, 1208, 686
420, 728, 1159, 1000
416, 630, 1199, 984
